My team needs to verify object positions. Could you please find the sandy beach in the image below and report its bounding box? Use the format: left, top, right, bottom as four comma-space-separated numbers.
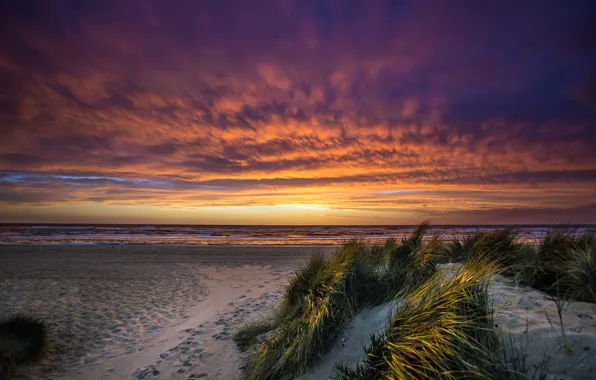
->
0, 245, 331, 380
3, 242, 596, 380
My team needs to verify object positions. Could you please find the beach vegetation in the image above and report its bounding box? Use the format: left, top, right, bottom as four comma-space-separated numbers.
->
336, 258, 507, 379
233, 322, 276, 352
442, 229, 521, 272
444, 226, 596, 303
0, 314, 47, 378
531, 226, 596, 302
243, 222, 443, 380
239, 222, 595, 379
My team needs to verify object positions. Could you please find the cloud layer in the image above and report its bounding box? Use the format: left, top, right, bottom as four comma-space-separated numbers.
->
1, 0, 595, 223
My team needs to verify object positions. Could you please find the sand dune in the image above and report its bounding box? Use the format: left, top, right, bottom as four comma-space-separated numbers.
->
298, 267, 596, 380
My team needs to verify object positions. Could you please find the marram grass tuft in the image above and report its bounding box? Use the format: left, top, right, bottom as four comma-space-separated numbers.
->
443, 226, 596, 303
241, 223, 596, 380
531, 226, 596, 301
244, 222, 443, 380
336, 258, 502, 380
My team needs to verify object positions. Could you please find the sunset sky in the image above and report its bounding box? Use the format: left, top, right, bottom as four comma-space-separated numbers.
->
1, 1, 595, 225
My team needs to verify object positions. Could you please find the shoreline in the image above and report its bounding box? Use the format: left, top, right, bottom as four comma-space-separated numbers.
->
3, 225, 592, 248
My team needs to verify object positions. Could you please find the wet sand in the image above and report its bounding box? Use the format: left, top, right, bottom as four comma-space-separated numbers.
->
0, 245, 332, 379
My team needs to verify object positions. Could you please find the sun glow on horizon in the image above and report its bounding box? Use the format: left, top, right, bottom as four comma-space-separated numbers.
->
0, 1, 595, 224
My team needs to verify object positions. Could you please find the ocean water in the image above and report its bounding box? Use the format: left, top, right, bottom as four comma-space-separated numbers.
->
0, 224, 593, 246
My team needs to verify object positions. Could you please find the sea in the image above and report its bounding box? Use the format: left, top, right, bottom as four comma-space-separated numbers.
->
0, 224, 594, 246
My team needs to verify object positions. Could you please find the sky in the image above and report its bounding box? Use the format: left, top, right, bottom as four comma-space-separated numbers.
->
1, 0, 595, 225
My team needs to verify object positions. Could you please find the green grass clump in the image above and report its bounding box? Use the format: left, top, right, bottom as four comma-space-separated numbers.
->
445, 226, 596, 303
336, 258, 507, 379
444, 229, 521, 272
531, 226, 596, 302
244, 222, 444, 380
531, 227, 596, 302
247, 245, 375, 380
442, 235, 476, 263
233, 322, 277, 352
241, 223, 595, 380
0, 314, 47, 378
385, 221, 440, 282
562, 240, 596, 303
279, 252, 329, 317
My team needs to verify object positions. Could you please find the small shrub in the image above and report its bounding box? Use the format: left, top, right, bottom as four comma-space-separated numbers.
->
0, 314, 47, 378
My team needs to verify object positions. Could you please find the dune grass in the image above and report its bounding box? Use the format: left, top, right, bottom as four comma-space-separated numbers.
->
336, 258, 504, 379
562, 239, 596, 303
444, 226, 596, 303
242, 222, 443, 380
530, 226, 596, 302
443, 229, 521, 271
0, 314, 47, 378
233, 322, 276, 352
239, 222, 595, 379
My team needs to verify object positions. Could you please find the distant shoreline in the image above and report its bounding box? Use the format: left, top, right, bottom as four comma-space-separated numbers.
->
1, 224, 594, 246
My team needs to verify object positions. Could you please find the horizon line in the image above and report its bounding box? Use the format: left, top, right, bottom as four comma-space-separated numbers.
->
1, 222, 595, 228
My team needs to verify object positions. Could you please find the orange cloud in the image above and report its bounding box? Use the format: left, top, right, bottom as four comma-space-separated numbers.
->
0, 0, 595, 223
